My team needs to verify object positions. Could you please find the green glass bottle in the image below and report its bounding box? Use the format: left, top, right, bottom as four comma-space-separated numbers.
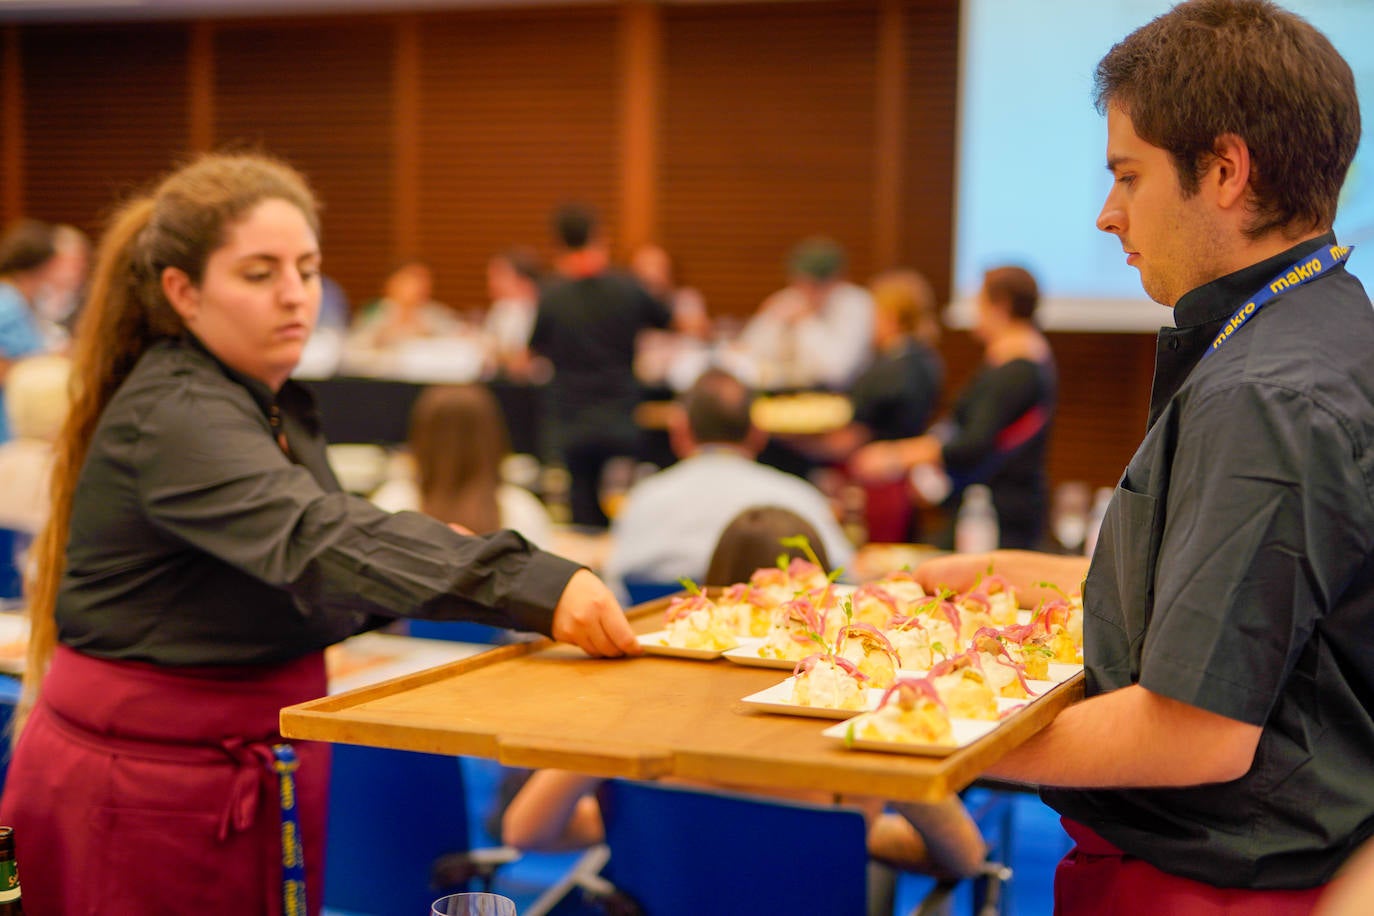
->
0, 826, 22, 915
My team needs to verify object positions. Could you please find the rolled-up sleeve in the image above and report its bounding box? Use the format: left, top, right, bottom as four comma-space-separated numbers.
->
132, 386, 579, 636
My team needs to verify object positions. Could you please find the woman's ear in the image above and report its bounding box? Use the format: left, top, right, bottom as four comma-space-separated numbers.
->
161, 266, 199, 324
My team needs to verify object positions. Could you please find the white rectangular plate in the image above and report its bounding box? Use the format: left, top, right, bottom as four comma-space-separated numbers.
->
1047, 662, 1083, 682
721, 643, 808, 670
821, 715, 999, 757
741, 677, 885, 719
637, 629, 747, 660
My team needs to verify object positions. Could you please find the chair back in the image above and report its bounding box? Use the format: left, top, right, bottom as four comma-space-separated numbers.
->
621, 579, 682, 607
0, 530, 27, 602
407, 619, 509, 644
596, 779, 869, 915
324, 744, 469, 916
0, 675, 19, 792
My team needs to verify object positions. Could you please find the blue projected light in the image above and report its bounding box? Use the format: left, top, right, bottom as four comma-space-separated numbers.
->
952, 0, 1373, 330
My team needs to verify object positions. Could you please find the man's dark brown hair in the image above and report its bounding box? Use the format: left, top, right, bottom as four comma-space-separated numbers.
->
682, 368, 754, 445
1094, 0, 1360, 239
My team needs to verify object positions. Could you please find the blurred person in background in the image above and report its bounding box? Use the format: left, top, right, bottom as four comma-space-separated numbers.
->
0, 152, 638, 916
32, 223, 90, 341
529, 203, 674, 528
854, 265, 1055, 550
602, 368, 852, 601
483, 246, 544, 380
371, 383, 553, 549
345, 258, 464, 352
702, 504, 829, 586
785, 268, 945, 543
630, 242, 714, 392
739, 236, 875, 391
0, 219, 64, 443
0, 354, 71, 536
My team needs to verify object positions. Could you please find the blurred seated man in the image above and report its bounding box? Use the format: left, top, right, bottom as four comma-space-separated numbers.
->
483, 246, 544, 380
0, 354, 71, 534
0, 220, 64, 444
346, 259, 464, 352
739, 236, 874, 391
602, 368, 852, 600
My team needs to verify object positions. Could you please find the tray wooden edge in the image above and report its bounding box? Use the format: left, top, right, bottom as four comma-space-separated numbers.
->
282, 595, 684, 732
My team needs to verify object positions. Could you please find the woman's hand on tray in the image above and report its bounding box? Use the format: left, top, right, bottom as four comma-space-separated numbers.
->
553, 569, 644, 658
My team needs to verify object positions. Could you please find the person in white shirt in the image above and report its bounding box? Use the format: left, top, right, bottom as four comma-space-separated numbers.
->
739, 237, 874, 391
603, 368, 852, 600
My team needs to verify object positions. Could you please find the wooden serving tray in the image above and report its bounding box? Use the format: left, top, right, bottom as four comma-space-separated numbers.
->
280, 597, 1082, 802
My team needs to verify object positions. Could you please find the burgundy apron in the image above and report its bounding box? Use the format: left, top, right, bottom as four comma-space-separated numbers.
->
0, 645, 330, 916
1056, 817, 1326, 915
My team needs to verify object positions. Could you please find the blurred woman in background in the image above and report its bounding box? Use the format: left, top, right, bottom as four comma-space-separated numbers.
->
371, 383, 553, 548
854, 265, 1055, 550
703, 504, 830, 586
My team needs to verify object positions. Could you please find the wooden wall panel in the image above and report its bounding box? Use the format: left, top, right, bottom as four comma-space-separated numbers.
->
659, 1, 880, 317
901, 0, 959, 298
214, 19, 394, 308
21, 24, 190, 237
415, 7, 620, 311
1045, 331, 1154, 489
2, 28, 24, 226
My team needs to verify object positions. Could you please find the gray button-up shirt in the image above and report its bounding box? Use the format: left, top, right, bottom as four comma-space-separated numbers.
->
1045, 234, 1374, 888
58, 336, 579, 666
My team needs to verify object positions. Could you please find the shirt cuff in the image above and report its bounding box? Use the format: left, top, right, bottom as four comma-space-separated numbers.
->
502, 549, 584, 636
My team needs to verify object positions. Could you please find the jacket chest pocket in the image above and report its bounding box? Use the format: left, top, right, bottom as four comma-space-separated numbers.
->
1085, 484, 1162, 686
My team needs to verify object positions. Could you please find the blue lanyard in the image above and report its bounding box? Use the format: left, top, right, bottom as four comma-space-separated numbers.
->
1202, 242, 1353, 358
271, 743, 308, 916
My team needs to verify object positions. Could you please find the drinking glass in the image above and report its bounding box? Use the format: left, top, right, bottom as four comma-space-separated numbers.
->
431, 892, 517, 916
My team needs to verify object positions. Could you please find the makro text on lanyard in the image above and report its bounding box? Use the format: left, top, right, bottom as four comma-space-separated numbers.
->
1203, 243, 1354, 359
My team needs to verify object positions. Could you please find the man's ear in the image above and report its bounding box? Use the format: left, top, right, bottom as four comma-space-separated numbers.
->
161, 266, 199, 324
1209, 133, 1253, 211
743, 422, 768, 458
667, 405, 694, 459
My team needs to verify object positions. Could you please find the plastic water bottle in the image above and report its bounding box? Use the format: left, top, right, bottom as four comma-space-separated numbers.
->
955, 484, 999, 553
1083, 487, 1113, 558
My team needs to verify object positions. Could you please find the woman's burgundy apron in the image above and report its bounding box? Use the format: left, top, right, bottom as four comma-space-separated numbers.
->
1056, 818, 1326, 915
0, 645, 330, 916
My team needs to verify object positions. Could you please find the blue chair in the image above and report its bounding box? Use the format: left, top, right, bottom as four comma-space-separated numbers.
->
406, 619, 509, 645
621, 579, 683, 607
324, 744, 471, 916
0, 675, 20, 792
0, 530, 28, 603
593, 779, 872, 915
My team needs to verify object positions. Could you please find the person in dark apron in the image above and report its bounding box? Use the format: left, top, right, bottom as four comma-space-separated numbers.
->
2, 152, 640, 916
